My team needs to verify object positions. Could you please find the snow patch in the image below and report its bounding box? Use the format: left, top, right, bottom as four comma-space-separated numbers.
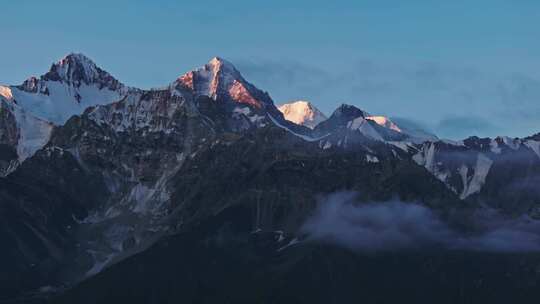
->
460, 154, 493, 199
500, 136, 520, 150
10, 82, 126, 125
366, 155, 379, 163
268, 114, 329, 142
490, 139, 501, 154
12, 105, 53, 161
413, 143, 452, 186
524, 140, 540, 160
347, 117, 383, 141
389, 141, 413, 152
366, 115, 402, 132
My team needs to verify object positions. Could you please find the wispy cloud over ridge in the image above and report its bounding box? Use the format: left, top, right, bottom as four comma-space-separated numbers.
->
301, 192, 540, 252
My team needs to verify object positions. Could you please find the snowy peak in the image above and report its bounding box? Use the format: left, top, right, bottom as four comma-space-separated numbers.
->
330, 104, 367, 121
176, 56, 239, 96
312, 103, 383, 141
49, 53, 100, 80
278, 101, 327, 129
174, 57, 317, 135
41, 53, 124, 90
313, 103, 440, 146
208, 56, 239, 77
175, 57, 271, 109
17, 53, 125, 95
317, 104, 367, 130
366, 116, 402, 132
7, 53, 130, 125
0, 85, 13, 100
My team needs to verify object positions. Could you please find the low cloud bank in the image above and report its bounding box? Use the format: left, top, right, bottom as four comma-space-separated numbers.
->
301, 192, 540, 252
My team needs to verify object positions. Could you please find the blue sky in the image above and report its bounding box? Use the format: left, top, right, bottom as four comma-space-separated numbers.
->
1, 0, 540, 138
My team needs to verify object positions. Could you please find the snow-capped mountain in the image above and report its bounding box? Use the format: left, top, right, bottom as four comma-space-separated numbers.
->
0, 53, 131, 125
314, 104, 420, 146
278, 100, 327, 129
365, 116, 401, 132
175, 57, 267, 108
311, 103, 439, 148
2, 53, 540, 302
0, 55, 315, 286
0, 53, 133, 174
411, 135, 540, 200
172, 57, 300, 132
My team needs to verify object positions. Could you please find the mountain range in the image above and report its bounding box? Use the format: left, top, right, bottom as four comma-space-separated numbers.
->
1, 54, 540, 303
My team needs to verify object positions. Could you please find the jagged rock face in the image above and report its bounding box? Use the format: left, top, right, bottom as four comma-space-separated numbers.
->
40, 54, 124, 91
314, 104, 440, 147
411, 136, 540, 214
0, 100, 462, 299
165, 126, 463, 237
174, 57, 308, 135
315, 104, 367, 132
0, 87, 215, 296
0, 54, 129, 174
313, 104, 410, 152
0, 98, 19, 175
0, 145, 108, 297
47, 127, 540, 304
2, 54, 540, 302
176, 57, 270, 108
312, 103, 540, 217
52, 210, 540, 304
0, 99, 19, 150
0, 55, 310, 178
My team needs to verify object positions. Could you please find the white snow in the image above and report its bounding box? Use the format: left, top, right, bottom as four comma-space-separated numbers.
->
0, 85, 13, 100
366, 155, 379, 163
347, 117, 384, 141
413, 143, 451, 186
389, 141, 414, 152
277, 238, 300, 252
500, 136, 520, 150
3, 53, 128, 126
490, 139, 502, 154
9, 82, 125, 125
524, 140, 540, 160
459, 153, 493, 199
0, 96, 53, 162
12, 104, 53, 161
413, 141, 493, 198
278, 100, 327, 129
88, 91, 187, 133
233, 106, 265, 125
268, 114, 329, 142
457, 165, 469, 197
233, 107, 251, 116
413, 143, 436, 172
277, 232, 285, 243
55, 53, 101, 82
85, 250, 116, 277
176, 56, 238, 100
366, 115, 402, 132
